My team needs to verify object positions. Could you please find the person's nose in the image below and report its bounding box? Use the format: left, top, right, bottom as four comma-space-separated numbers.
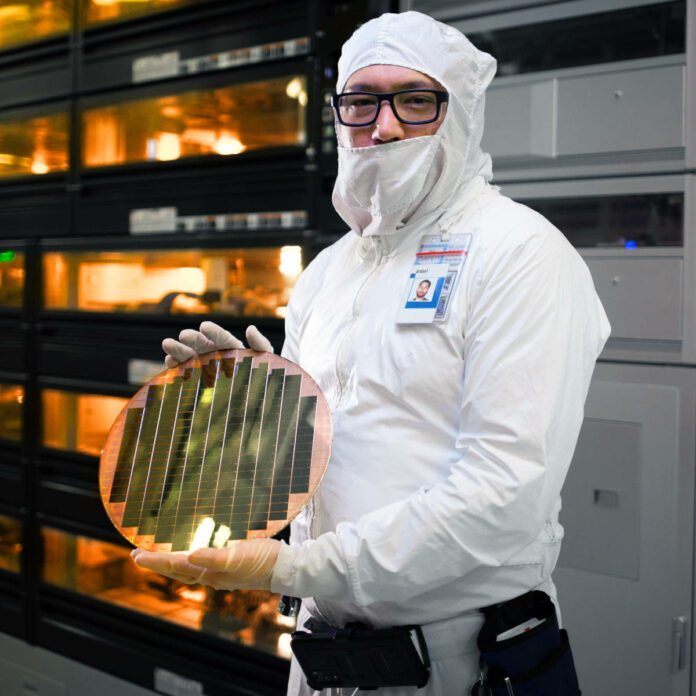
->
371, 99, 405, 143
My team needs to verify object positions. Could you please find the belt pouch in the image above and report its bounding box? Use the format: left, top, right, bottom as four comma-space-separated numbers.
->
477, 590, 581, 696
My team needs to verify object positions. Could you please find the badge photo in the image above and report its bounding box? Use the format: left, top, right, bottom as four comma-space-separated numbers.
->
397, 263, 449, 324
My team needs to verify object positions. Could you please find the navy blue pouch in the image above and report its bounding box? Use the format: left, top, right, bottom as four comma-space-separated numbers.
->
477, 590, 581, 695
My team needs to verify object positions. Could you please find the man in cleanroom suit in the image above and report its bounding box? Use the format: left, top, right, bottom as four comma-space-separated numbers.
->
133, 11, 611, 694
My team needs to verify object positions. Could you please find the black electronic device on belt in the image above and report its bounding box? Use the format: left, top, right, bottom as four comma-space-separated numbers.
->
290, 617, 431, 691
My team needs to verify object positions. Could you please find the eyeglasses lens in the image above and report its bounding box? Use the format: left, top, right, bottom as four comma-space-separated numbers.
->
337, 91, 440, 125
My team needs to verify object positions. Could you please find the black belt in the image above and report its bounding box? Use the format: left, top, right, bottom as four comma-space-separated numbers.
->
285, 590, 582, 694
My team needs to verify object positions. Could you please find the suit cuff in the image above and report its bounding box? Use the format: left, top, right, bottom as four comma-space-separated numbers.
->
270, 537, 352, 601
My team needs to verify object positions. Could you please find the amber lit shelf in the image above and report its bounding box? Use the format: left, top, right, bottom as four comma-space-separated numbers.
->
78, 62, 310, 169
0, 69, 309, 181
0, 384, 24, 444
0, 0, 214, 53
83, 0, 203, 28
0, 0, 73, 110
0, 108, 69, 181
42, 245, 302, 318
0, 513, 22, 575
32, 236, 303, 389
40, 389, 127, 457
42, 527, 295, 658
33, 380, 146, 531
0, 505, 25, 640
0, 249, 25, 310
32, 512, 294, 693
0, 0, 72, 54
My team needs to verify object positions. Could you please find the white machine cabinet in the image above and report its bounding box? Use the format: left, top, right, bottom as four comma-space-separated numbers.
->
501, 175, 696, 365
483, 57, 685, 175
555, 362, 695, 696
405, 0, 693, 182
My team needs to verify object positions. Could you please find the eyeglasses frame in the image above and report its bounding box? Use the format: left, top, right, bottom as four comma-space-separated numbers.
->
331, 89, 449, 127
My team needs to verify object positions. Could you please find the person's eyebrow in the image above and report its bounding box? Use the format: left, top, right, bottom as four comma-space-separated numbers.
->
345, 80, 436, 92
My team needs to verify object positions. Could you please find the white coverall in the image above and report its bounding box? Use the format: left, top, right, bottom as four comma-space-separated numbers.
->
269, 12, 611, 695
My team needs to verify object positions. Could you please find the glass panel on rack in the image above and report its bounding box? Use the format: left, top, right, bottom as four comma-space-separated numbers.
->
42, 527, 295, 658
0, 0, 72, 52
42, 390, 130, 456
0, 515, 22, 574
0, 384, 23, 442
0, 111, 69, 179
83, 0, 201, 28
82, 76, 307, 168
0, 250, 24, 307
469, 1, 685, 77
43, 247, 303, 317
521, 193, 683, 248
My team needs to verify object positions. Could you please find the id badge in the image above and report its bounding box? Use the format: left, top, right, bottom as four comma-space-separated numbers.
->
397, 233, 472, 324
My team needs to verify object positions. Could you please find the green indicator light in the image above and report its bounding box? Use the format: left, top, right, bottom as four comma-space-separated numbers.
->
0, 251, 16, 263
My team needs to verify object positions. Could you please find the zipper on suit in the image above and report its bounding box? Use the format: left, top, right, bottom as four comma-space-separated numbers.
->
333, 248, 387, 409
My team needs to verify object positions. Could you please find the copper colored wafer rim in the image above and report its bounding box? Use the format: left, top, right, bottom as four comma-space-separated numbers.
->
99, 349, 332, 552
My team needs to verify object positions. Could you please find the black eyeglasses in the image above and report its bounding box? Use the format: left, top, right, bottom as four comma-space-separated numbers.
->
332, 89, 449, 127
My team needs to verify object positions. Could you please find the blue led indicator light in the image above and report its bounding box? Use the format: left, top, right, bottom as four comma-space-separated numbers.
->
624, 241, 638, 249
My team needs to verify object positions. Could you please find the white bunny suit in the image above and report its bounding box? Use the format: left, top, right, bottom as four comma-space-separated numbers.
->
270, 11, 610, 695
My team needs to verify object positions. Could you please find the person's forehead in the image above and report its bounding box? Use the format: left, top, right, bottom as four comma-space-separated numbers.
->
344, 64, 442, 91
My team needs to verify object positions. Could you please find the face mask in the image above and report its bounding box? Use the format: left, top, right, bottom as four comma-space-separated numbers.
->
331, 131, 444, 237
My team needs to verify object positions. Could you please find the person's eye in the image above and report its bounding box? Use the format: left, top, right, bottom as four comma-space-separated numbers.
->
341, 94, 375, 108
404, 94, 436, 105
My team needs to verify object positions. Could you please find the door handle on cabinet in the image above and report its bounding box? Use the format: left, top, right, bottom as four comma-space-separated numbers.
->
671, 616, 687, 672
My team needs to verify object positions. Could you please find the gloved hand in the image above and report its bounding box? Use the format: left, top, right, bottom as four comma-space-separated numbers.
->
131, 538, 281, 592
163, 321, 274, 385
163, 321, 274, 369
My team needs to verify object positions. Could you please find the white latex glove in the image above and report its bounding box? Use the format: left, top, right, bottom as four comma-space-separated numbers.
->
162, 321, 274, 369
131, 538, 281, 592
